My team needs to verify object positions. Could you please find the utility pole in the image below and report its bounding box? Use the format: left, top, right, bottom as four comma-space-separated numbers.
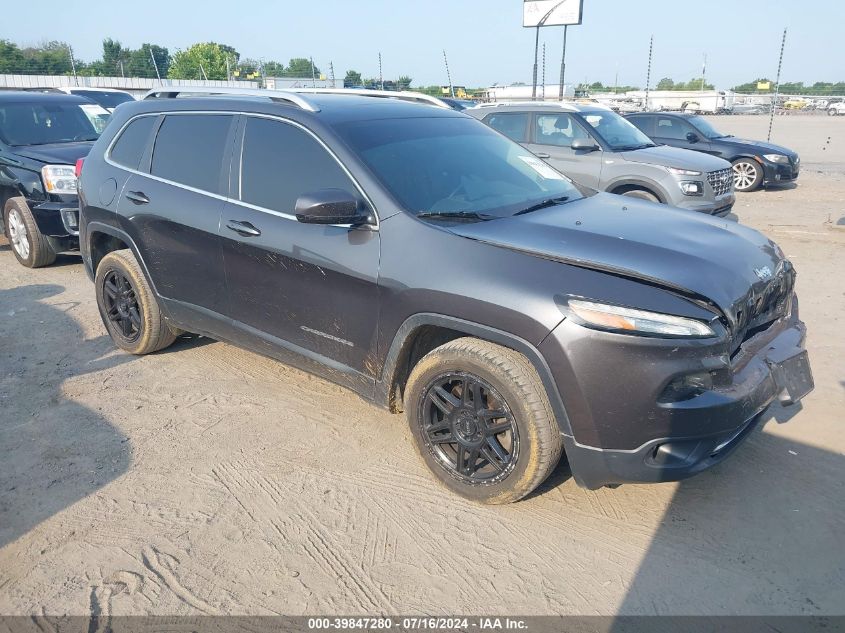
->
378, 52, 384, 90
557, 25, 568, 100
443, 49, 454, 97
149, 46, 162, 83
614, 62, 619, 94
199, 63, 208, 81
226, 55, 231, 82
310, 56, 316, 87
644, 35, 654, 111
531, 26, 541, 98
768, 28, 787, 142
68, 46, 78, 85
700, 53, 707, 91
119, 60, 125, 78
329, 61, 336, 88
541, 42, 546, 100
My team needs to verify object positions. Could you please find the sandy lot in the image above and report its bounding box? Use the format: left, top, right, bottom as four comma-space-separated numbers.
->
0, 116, 843, 616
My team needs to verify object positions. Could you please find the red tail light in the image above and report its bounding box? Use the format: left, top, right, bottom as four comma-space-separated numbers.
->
75, 158, 85, 178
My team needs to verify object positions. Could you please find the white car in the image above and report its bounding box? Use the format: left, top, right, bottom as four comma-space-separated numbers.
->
828, 102, 845, 116
56, 87, 136, 113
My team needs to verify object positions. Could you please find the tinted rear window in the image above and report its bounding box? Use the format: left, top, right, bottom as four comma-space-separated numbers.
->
151, 114, 233, 193
484, 112, 529, 143
109, 116, 156, 169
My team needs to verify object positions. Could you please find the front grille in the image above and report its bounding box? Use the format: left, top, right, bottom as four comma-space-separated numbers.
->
707, 168, 733, 196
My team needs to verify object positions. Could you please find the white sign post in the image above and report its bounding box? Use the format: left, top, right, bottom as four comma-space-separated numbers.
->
523, 0, 584, 100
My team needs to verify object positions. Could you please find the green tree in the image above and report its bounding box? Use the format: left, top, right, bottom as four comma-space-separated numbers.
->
263, 60, 286, 76
0, 40, 26, 73
344, 69, 363, 86
656, 77, 674, 90
169, 42, 238, 80
287, 57, 319, 78
397, 75, 412, 90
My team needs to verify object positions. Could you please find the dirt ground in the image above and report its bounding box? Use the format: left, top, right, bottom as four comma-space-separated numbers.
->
1, 116, 843, 616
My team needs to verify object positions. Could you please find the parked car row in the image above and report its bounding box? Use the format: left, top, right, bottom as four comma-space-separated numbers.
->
1, 87, 813, 504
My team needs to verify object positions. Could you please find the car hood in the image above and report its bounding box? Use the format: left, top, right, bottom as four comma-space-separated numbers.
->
714, 137, 797, 158
618, 144, 730, 171
10, 141, 94, 165
448, 193, 791, 327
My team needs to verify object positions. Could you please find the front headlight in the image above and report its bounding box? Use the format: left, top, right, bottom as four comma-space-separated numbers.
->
41, 165, 78, 194
679, 180, 704, 196
567, 299, 715, 338
666, 166, 702, 176
763, 154, 789, 164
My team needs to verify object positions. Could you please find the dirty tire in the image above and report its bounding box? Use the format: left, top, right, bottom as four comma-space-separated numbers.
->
95, 248, 177, 355
405, 337, 563, 504
620, 188, 660, 203
3, 197, 56, 268
732, 158, 764, 192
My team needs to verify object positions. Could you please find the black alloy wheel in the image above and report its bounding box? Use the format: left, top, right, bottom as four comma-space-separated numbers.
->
102, 269, 142, 343
420, 371, 519, 484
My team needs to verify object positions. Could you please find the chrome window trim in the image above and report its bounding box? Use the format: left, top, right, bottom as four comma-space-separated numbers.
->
104, 110, 379, 230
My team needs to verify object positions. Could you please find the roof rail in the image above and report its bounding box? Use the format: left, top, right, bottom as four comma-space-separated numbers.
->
141, 86, 320, 112
288, 87, 451, 109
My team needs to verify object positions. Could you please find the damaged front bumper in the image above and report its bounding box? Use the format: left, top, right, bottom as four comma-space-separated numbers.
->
541, 306, 813, 490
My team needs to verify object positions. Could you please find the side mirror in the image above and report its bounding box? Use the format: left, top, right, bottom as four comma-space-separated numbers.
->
686, 132, 700, 143
295, 189, 372, 225
571, 138, 600, 152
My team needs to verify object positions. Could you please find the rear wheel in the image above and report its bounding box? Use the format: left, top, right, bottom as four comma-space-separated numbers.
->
619, 188, 660, 203
405, 338, 562, 504
732, 158, 764, 192
95, 249, 177, 355
3, 197, 56, 268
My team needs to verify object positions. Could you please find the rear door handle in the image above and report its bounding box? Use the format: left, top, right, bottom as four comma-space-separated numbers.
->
226, 220, 261, 237
535, 152, 551, 159
125, 191, 149, 205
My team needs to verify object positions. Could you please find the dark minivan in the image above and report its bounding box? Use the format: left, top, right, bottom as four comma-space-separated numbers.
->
1, 92, 100, 267
626, 112, 800, 192
78, 88, 813, 503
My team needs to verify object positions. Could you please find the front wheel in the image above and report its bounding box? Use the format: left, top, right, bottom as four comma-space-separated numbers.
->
95, 249, 177, 355
829, 108, 838, 116
3, 197, 56, 268
620, 188, 660, 203
732, 158, 764, 192
405, 338, 563, 504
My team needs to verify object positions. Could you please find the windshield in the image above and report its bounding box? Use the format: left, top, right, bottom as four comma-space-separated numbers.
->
335, 116, 585, 220
688, 115, 727, 139
0, 102, 101, 146
70, 90, 135, 109
580, 110, 656, 151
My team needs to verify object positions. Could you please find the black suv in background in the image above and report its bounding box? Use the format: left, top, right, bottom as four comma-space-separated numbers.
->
1, 92, 100, 267
78, 88, 813, 503
626, 112, 800, 192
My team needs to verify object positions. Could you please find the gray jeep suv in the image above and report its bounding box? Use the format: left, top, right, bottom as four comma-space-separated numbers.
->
78, 88, 811, 503
468, 102, 735, 216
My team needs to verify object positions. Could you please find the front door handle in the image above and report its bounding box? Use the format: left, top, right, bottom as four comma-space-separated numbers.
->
226, 220, 261, 237
535, 152, 551, 159
125, 191, 149, 205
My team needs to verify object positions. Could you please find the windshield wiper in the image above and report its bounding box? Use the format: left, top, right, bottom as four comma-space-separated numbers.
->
615, 143, 656, 150
416, 211, 494, 221
513, 196, 570, 216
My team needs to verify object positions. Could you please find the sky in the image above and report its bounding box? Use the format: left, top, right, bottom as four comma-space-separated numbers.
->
2, 0, 842, 88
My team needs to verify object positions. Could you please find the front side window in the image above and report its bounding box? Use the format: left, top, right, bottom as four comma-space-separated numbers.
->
534, 113, 591, 147
687, 116, 727, 139
239, 117, 356, 214
580, 110, 656, 151
150, 114, 233, 193
0, 102, 100, 146
110, 116, 156, 169
71, 90, 135, 110
484, 112, 529, 143
335, 116, 586, 220
655, 117, 695, 140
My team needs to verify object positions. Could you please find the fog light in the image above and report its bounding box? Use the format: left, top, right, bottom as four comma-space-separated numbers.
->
680, 180, 704, 196
659, 372, 714, 402
60, 208, 79, 232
